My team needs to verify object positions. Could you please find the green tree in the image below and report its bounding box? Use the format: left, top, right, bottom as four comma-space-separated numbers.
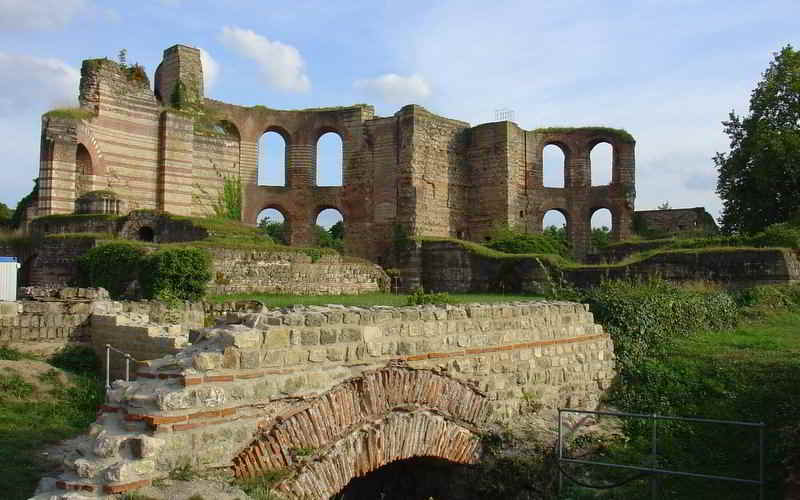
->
715, 45, 800, 234
329, 220, 344, 241
591, 226, 611, 248
11, 178, 38, 229
258, 218, 288, 245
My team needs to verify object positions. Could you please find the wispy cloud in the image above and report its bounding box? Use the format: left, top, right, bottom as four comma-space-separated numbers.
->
198, 48, 219, 93
0, 52, 79, 115
354, 73, 431, 105
219, 26, 310, 93
0, 0, 90, 31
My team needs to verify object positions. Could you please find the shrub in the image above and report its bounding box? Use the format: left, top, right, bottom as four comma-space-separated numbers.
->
49, 345, 98, 376
406, 289, 453, 305
582, 278, 738, 372
76, 242, 145, 298
139, 247, 211, 301
486, 226, 570, 257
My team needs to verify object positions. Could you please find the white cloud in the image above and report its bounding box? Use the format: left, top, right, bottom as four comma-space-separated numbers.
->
354, 73, 431, 105
198, 48, 219, 92
218, 26, 310, 93
0, 0, 90, 31
0, 53, 79, 116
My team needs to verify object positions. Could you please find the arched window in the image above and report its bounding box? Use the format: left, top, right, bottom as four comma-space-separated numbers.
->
316, 132, 343, 186
542, 209, 569, 255
76, 143, 92, 196
590, 142, 613, 186
542, 144, 565, 188
590, 208, 613, 249
257, 207, 288, 245
315, 208, 344, 250
258, 131, 287, 186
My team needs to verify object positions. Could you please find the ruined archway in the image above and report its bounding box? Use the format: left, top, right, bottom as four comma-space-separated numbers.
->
259, 128, 289, 187
258, 206, 289, 245
542, 143, 567, 188
316, 131, 343, 186
231, 365, 490, 499
589, 141, 613, 186
75, 143, 93, 196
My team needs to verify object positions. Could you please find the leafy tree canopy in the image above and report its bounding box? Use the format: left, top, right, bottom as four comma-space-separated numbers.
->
715, 45, 800, 234
11, 178, 38, 229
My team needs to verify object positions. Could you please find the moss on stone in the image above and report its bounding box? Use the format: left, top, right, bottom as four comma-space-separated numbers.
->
43, 108, 95, 121
533, 126, 635, 142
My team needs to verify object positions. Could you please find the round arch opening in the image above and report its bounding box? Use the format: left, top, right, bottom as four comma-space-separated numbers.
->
258, 131, 287, 187
542, 209, 569, 252
590, 142, 613, 186
137, 226, 155, 242
330, 456, 472, 500
76, 143, 93, 196
316, 132, 343, 186
590, 208, 613, 250
258, 207, 288, 245
542, 144, 566, 188
315, 208, 344, 250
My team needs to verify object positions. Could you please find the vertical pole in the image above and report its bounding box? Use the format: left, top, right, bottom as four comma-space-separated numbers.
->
759, 424, 765, 500
558, 409, 563, 496
651, 414, 658, 500
125, 353, 130, 382
105, 344, 111, 392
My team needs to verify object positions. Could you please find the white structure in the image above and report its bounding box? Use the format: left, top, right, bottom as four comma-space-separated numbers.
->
0, 257, 20, 301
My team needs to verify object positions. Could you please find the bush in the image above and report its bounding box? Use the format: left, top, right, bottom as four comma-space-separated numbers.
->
49, 345, 98, 376
139, 247, 211, 301
486, 226, 570, 257
582, 278, 738, 372
406, 289, 453, 305
76, 242, 145, 298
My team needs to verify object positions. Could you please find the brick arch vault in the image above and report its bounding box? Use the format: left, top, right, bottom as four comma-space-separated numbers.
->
232, 364, 491, 499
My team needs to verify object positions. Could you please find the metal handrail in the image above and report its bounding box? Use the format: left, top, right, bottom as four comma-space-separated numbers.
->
104, 344, 145, 392
557, 408, 766, 500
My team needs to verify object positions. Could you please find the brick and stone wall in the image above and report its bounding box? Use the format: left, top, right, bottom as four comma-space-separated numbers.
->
30, 300, 614, 499
36, 44, 639, 263
634, 207, 719, 236
415, 240, 800, 293
207, 248, 388, 295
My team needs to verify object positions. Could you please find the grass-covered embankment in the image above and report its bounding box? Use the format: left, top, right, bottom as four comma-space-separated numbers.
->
561, 281, 800, 500
0, 346, 103, 500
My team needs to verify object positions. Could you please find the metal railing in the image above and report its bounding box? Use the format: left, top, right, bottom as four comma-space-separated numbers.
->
104, 343, 143, 392
557, 408, 766, 500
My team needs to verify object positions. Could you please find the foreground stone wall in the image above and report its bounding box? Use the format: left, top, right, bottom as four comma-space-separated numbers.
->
31, 300, 614, 499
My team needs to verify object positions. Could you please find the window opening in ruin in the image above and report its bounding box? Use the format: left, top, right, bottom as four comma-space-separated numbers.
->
258, 131, 287, 186
542, 209, 568, 239
257, 207, 288, 245
542, 144, 566, 188
331, 456, 470, 499
137, 226, 155, 242
590, 142, 613, 186
316, 208, 344, 249
76, 143, 93, 196
316, 132, 343, 186
590, 208, 613, 250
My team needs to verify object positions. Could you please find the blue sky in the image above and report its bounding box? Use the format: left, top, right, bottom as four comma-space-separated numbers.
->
0, 0, 797, 229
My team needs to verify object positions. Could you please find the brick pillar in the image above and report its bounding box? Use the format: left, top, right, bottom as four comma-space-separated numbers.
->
158, 111, 194, 215
288, 143, 314, 188
39, 117, 79, 215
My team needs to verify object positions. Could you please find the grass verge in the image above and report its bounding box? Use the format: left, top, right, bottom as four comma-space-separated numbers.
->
563, 311, 800, 499
0, 346, 103, 500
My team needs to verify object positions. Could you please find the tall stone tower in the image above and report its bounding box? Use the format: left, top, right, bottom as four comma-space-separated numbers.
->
153, 44, 204, 106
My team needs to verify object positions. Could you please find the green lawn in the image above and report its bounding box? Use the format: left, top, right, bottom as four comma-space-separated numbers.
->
564, 312, 800, 500
0, 348, 103, 500
206, 291, 543, 307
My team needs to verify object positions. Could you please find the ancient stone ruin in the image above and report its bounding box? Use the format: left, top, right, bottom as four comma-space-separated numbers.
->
37, 44, 636, 261
29, 300, 614, 498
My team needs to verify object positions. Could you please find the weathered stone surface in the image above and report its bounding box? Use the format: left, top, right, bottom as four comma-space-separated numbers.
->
192, 352, 222, 371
